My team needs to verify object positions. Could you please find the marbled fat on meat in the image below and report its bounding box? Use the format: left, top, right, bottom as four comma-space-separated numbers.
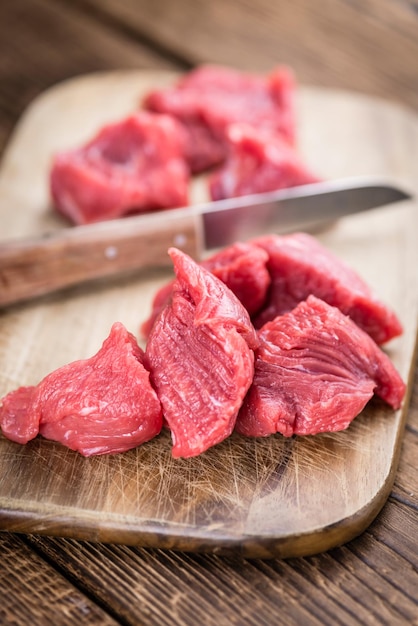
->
0, 323, 162, 455
236, 296, 406, 438
145, 247, 259, 458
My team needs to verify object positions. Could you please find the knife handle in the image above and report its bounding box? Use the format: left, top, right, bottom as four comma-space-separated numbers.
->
0, 211, 203, 307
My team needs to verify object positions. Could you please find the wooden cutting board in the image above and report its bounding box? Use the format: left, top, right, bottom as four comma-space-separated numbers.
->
0, 70, 417, 559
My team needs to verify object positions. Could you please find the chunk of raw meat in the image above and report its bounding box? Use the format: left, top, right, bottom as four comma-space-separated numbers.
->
50, 112, 190, 225
209, 124, 320, 200
0, 323, 162, 456
145, 247, 259, 458
143, 64, 297, 173
252, 233, 403, 344
236, 296, 406, 438
202, 242, 270, 315
140, 241, 271, 337
0, 386, 39, 445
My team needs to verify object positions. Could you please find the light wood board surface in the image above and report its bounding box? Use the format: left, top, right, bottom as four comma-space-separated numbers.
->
0, 70, 417, 559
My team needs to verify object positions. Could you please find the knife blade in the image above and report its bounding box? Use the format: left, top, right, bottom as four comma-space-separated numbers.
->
0, 176, 411, 307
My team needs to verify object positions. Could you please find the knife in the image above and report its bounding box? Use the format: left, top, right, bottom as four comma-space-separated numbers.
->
0, 176, 411, 307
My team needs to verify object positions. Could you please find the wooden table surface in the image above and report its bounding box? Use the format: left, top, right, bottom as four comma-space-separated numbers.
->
1, 1, 417, 624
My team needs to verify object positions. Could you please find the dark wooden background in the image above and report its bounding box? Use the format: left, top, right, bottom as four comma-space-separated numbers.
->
1, 1, 418, 624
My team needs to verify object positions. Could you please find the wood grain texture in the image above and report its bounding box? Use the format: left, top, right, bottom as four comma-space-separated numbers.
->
0, 533, 119, 625
0, 70, 417, 560
79, 0, 418, 111
21, 525, 418, 626
0, 210, 203, 306
0, 0, 180, 153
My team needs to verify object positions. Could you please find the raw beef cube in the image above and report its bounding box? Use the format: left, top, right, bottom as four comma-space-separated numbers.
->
0, 386, 39, 445
143, 64, 297, 173
50, 112, 190, 225
209, 124, 320, 200
252, 233, 403, 344
0, 322, 163, 456
171, 117, 226, 175
236, 296, 406, 438
140, 241, 271, 337
202, 242, 271, 315
145, 247, 259, 458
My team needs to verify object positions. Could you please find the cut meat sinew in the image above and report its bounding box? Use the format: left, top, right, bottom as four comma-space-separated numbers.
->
252, 233, 403, 344
236, 296, 406, 438
0, 323, 162, 455
145, 247, 259, 458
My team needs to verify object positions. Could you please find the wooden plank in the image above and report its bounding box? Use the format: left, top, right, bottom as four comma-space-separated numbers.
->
0, 0, 180, 152
371, 496, 418, 568
0, 70, 417, 559
0, 533, 119, 625
23, 528, 418, 626
392, 364, 418, 499
78, 0, 418, 110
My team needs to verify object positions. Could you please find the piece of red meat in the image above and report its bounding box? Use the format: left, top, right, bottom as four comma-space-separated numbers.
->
251, 233, 403, 344
236, 296, 406, 438
0, 386, 39, 445
0, 322, 162, 456
143, 64, 297, 173
202, 241, 270, 315
140, 241, 271, 338
145, 247, 259, 458
209, 124, 320, 200
50, 112, 190, 225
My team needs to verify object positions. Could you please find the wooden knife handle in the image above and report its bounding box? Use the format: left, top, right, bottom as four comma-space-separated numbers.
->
0, 211, 204, 307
